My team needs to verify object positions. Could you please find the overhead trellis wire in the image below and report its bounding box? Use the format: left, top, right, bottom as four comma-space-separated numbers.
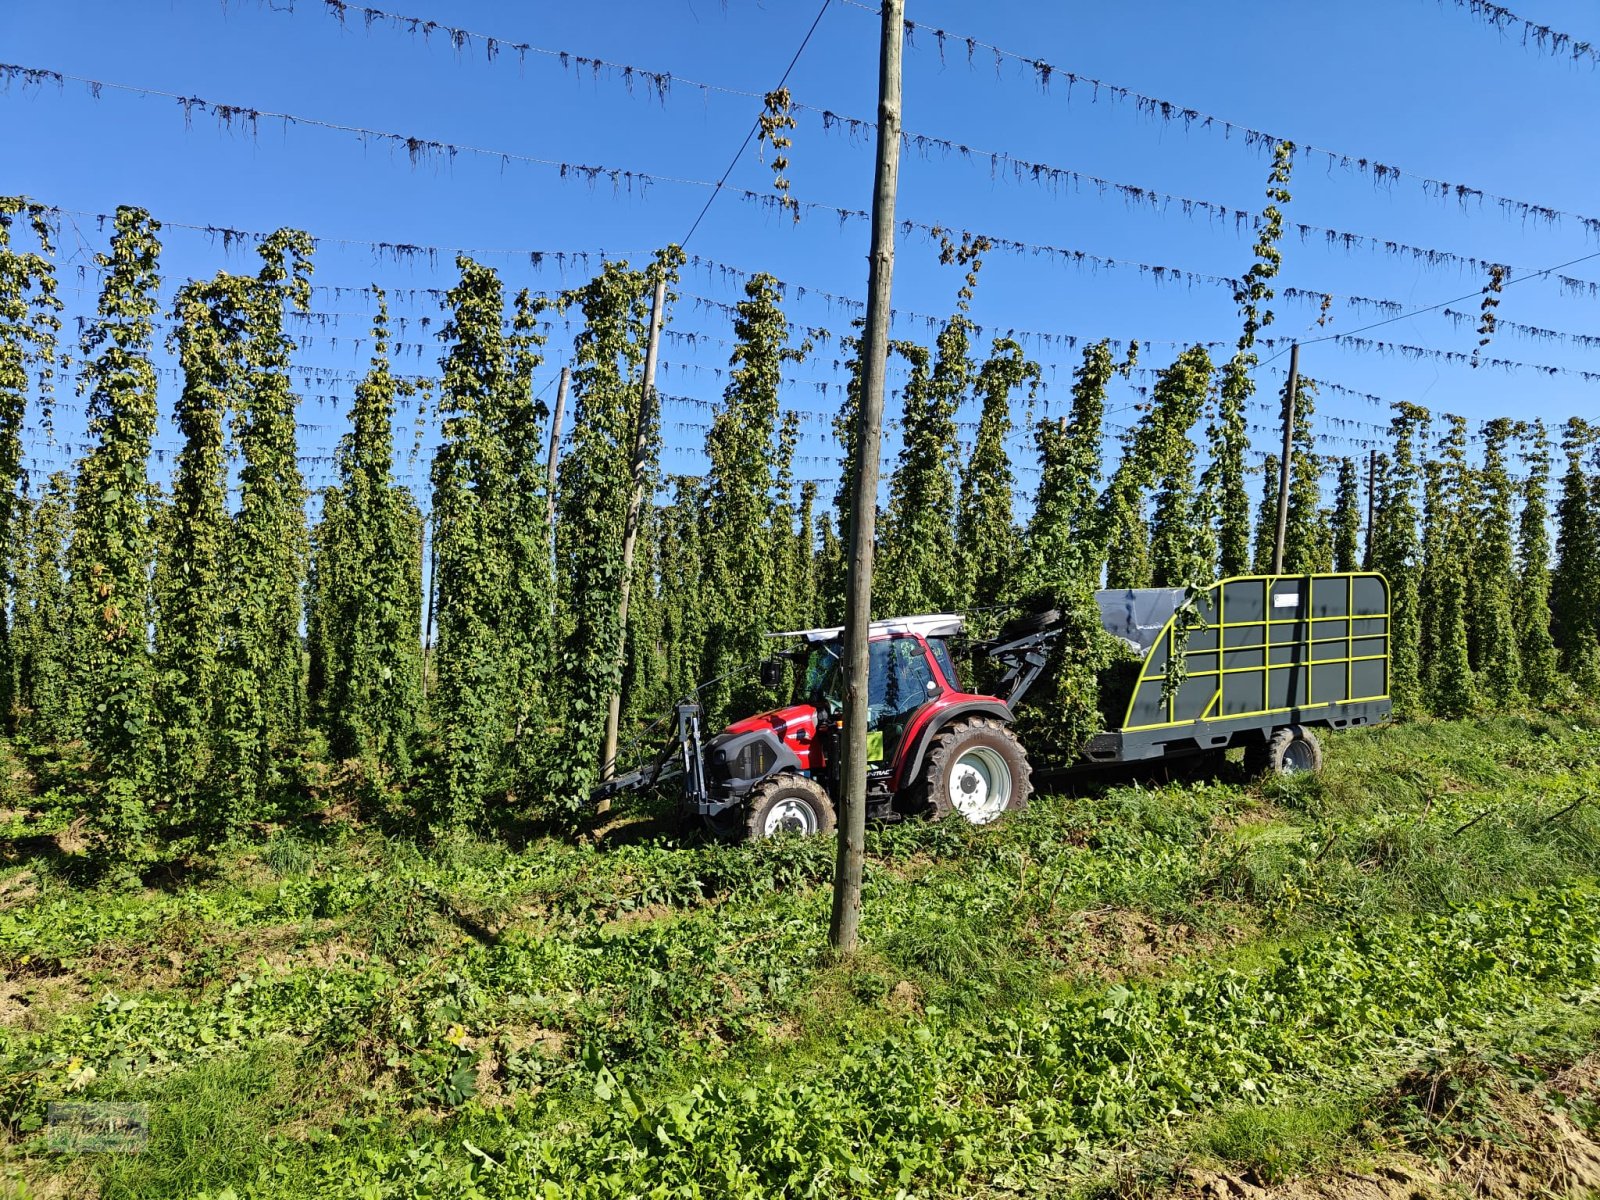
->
235, 0, 1600, 242
40, 194, 1600, 375
3, 65, 1554, 292
26, 198, 1600, 392
833, 0, 1600, 239
1431, 0, 1600, 66
1439, 306, 1600, 350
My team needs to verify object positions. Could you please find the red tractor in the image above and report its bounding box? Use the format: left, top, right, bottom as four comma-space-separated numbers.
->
597, 614, 1035, 839
596, 574, 1394, 840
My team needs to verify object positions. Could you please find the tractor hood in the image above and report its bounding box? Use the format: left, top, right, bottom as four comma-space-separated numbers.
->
722, 704, 817, 739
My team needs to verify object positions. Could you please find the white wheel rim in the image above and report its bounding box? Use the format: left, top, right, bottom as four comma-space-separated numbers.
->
1282, 739, 1315, 773
763, 797, 818, 837
947, 747, 1012, 825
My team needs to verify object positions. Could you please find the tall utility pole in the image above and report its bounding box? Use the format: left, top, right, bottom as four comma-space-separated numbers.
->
545, 365, 570, 537
1272, 342, 1299, 575
1364, 447, 1377, 567
599, 277, 667, 804
422, 509, 437, 698
829, 0, 903, 955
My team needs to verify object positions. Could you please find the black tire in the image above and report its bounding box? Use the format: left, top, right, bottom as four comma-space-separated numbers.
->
921, 718, 1032, 826
1245, 726, 1323, 777
997, 609, 1060, 642
744, 773, 837, 841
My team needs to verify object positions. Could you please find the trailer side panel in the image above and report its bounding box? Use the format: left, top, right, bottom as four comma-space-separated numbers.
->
1117, 572, 1391, 735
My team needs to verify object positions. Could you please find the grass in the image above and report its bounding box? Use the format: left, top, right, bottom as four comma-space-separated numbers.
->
1197, 1098, 1362, 1184
0, 707, 1597, 1197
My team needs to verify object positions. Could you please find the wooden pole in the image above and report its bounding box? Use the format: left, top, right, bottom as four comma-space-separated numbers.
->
1272, 342, 1298, 575
599, 277, 666, 802
545, 365, 570, 537
422, 508, 437, 698
829, 0, 903, 956
1364, 447, 1377, 568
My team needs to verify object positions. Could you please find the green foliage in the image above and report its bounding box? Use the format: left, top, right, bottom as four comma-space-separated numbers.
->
11, 472, 74, 742
4, 707, 1600, 1199
699, 273, 804, 721
1552, 417, 1600, 690
1372, 403, 1430, 714
1206, 141, 1293, 578
503, 289, 558, 795
1018, 340, 1119, 596
1253, 455, 1280, 574
878, 242, 986, 617
656, 475, 710, 708
1012, 341, 1130, 761
1361, 454, 1388, 572
552, 254, 679, 805
214, 230, 315, 840
1146, 345, 1214, 588
956, 339, 1037, 610
71, 205, 163, 870
431, 259, 539, 829
1205, 355, 1254, 580
1424, 416, 1477, 716
0, 199, 62, 721
308, 293, 425, 777
1103, 343, 1226, 593
1471, 418, 1521, 702
1331, 457, 1361, 572
156, 276, 240, 824
829, 320, 866, 568
1515, 421, 1560, 699
1279, 377, 1324, 573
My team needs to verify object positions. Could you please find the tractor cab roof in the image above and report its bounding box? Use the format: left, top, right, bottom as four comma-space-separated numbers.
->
769, 613, 965, 644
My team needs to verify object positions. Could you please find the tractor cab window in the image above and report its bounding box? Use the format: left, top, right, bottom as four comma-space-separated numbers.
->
927, 637, 960, 691
803, 636, 939, 764
867, 636, 938, 764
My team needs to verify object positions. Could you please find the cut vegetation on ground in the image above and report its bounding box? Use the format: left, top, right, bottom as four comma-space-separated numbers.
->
1, 709, 1598, 1198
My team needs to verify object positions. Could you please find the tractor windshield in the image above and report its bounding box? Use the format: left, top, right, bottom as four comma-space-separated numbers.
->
803, 636, 940, 727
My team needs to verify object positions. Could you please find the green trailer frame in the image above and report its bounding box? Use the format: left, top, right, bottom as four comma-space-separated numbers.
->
1078, 572, 1392, 766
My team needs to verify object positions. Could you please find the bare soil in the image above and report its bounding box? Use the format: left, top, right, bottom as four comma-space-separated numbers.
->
1185, 1055, 1600, 1200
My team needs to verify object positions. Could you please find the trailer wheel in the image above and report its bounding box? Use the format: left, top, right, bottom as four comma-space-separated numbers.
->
744, 773, 837, 841
1247, 726, 1323, 777
922, 718, 1032, 826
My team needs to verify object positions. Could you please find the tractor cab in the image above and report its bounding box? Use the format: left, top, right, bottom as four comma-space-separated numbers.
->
691, 615, 1028, 839
788, 615, 968, 771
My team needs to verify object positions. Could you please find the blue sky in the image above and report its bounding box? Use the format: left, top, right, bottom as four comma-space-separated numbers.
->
3, 0, 1598, 509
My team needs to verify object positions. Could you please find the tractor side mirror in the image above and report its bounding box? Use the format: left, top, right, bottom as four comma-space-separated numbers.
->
759, 657, 786, 690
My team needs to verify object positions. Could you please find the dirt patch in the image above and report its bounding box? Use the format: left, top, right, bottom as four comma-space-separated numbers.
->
1185, 1053, 1600, 1200
601, 902, 678, 933
0, 869, 38, 911
0, 1163, 100, 1199
1064, 908, 1238, 980
0, 975, 94, 1034
0, 979, 30, 1027
50, 818, 89, 857
887, 979, 923, 1016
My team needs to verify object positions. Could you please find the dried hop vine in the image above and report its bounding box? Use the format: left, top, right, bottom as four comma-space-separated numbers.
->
758, 88, 799, 223
1471, 263, 1509, 368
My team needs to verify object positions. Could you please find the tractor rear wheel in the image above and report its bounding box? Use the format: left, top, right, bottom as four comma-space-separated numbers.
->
744, 773, 837, 841
1246, 726, 1323, 777
922, 718, 1032, 826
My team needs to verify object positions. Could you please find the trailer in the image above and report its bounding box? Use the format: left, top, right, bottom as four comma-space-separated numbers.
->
593, 572, 1392, 839
999, 571, 1392, 774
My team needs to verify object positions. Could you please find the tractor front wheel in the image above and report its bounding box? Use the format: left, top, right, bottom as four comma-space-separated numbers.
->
744, 773, 837, 841
922, 718, 1032, 826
